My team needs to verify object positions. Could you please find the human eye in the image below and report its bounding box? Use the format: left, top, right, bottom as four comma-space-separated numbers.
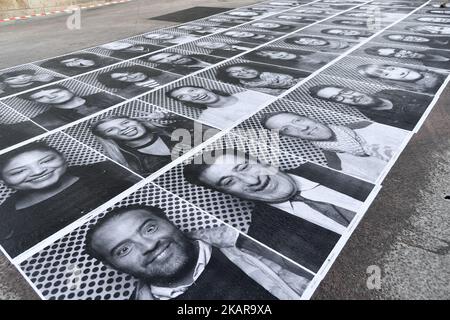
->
143, 221, 158, 234
219, 177, 234, 187
40, 155, 56, 164
8, 169, 26, 176
114, 243, 133, 258
235, 163, 249, 172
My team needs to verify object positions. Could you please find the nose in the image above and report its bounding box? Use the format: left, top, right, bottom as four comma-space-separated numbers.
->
237, 172, 259, 186
139, 238, 161, 260
29, 163, 48, 177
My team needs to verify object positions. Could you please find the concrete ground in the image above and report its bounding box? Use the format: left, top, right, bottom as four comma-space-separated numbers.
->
0, 0, 449, 300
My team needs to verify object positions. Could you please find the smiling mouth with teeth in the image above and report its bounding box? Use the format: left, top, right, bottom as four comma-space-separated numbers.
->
27, 171, 54, 183
194, 94, 209, 101
121, 127, 138, 136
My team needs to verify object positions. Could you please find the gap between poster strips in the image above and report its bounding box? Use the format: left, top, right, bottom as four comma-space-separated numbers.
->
2, 0, 444, 300
8, 0, 369, 264
2, 0, 421, 264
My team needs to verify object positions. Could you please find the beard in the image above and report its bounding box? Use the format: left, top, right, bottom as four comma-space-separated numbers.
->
140, 238, 198, 287
353, 95, 386, 109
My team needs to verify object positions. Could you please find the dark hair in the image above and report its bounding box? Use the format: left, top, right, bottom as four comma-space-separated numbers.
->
216, 63, 261, 85
0, 142, 64, 175
284, 35, 329, 46
260, 111, 302, 129
19, 84, 73, 102
84, 204, 169, 263
165, 85, 231, 109
309, 84, 343, 98
40, 53, 101, 74
183, 148, 254, 190
321, 28, 363, 38
97, 65, 161, 90
363, 46, 396, 57
0, 69, 36, 82
405, 25, 438, 34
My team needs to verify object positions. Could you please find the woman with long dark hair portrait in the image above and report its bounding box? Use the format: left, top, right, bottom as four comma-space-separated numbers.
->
91, 114, 199, 176
0, 142, 138, 257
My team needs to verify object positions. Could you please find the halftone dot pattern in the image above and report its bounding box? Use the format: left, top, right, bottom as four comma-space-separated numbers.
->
0, 102, 39, 125
271, 33, 360, 53
62, 99, 214, 163
196, 57, 311, 94
134, 47, 224, 72
320, 16, 393, 30
372, 30, 450, 50
83, 40, 163, 60
0, 64, 67, 99
233, 98, 368, 166
139, 76, 248, 121
322, 55, 449, 94
1, 79, 120, 119
283, 74, 384, 119
127, 31, 200, 47
152, 133, 306, 234
350, 41, 450, 69
0, 131, 110, 205
19, 183, 222, 300
74, 60, 180, 96
298, 23, 377, 39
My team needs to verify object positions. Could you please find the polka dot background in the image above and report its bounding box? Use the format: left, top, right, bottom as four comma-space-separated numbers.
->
0, 64, 66, 99
139, 76, 249, 121
19, 183, 222, 300
2, 79, 122, 119
152, 133, 307, 234
127, 31, 199, 47
0, 131, 114, 205
0, 102, 40, 125
283, 73, 390, 119
323, 55, 449, 94
233, 98, 368, 167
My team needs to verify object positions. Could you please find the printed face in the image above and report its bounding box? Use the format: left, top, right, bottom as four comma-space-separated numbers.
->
178, 25, 203, 31
224, 31, 255, 38
169, 86, 219, 105
256, 50, 297, 60
325, 29, 361, 36
228, 11, 259, 17
146, 53, 195, 65
375, 48, 425, 59
294, 37, 328, 46
264, 113, 333, 140
28, 88, 75, 104
388, 34, 430, 42
225, 66, 260, 79
345, 12, 370, 18
1, 149, 67, 191
4, 74, 33, 86
412, 25, 450, 34
198, 153, 297, 202
195, 41, 228, 50
417, 17, 450, 23
338, 20, 365, 26
95, 118, 148, 141
251, 22, 281, 29
110, 71, 148, 83
61, 57, 95, 68
144, 33, 176, 40
277, 15, 302, 20
314, 86, 380, 107
90, 209, 196, 282
100, 42, 133, 51
362, 65, 422, 81
295, 9, 325, 14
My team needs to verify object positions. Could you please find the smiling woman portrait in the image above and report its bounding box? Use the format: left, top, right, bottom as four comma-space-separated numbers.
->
0, 141, 138, 257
